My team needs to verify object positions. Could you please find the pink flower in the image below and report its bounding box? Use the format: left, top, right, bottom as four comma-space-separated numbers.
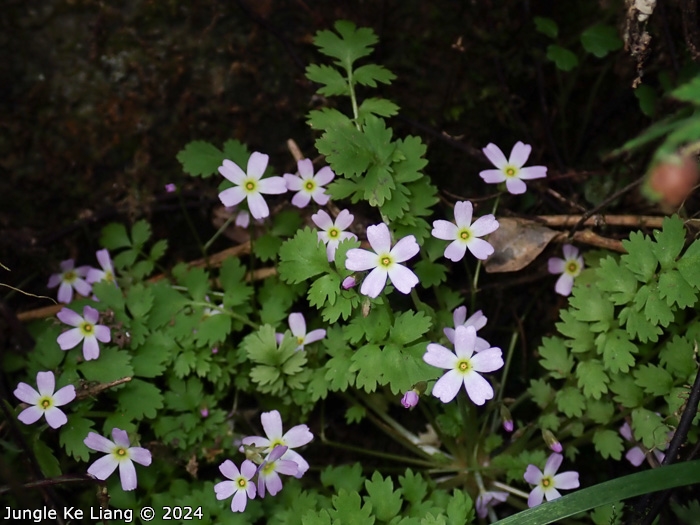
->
284, 159, 334, 208
479, 142, 547, 195
548, 244, 584, 296
476, 491, 508, 518
431, 201, 499, 261
443, 306, 490, 351
311, 209, 357, 262
276, 312, 326, 351
240, 410, 313, 478
619, 422, 665, 467
218, 152, 287, 220
56, 306, 111, 361
215, 459, 257, 512
256, 445, 299, 498
86, 249, 117, 285
345, 223, 420, 298
523, 453, 579, 507
342, 276, 357, 289
423, 325, 503, 405
84, 428, 152, 491
13, 371, 75, 429
401, 390, 419, 409
165, 183, 177, 193
47, 259, 92, 303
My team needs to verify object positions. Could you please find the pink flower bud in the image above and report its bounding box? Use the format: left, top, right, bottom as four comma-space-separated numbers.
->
212, 347, 219, 354
200, 408, 209, 418
543, 429, 562, 453
165, 183, 177, 193
342, 276, 356, 289
401, 390, 419, 409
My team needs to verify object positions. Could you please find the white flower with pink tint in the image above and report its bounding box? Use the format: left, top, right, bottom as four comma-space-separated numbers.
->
84, 428, 152, 491
56, 305, 111, 361
240, 410, 313, 478
524, 453, 579, 507
13, 371, 75, 429
276, 312, 326, 351
311, 209, 357, 262
218, 152, 287, 220
423, 325, 503, 405
86, 249, 117, 286
47, 259, 92, 303
284, 159, 334, 208
256, 445, 299, 498
345, 223, 419, 298
431, 201, 499, 261
215, 459, 257, 512
476, 491, 508, 519
548, 244, 584, 296
479, 142, 547, 195
443, 306, 490, 351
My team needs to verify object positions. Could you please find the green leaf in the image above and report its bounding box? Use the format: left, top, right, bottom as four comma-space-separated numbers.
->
222, 139, 251, 168
651, 216, 686, 268
130, 220, 152, 248
658, 269, 696, 308
529, 378, 555, 408
307, 107, 353, 132
220, 257, 254, 308
278, 227, 331, 284
350, 344, 382, 392
271, 209, 305, 237
413, 259, 447, 287
609, 373, 644, 408
642, 282, 674, 326
556, 310, 594, 353
358, 98, 400, 119
149, 239, 168, 262
569, 285, 614, 328
592, 429, 624, 460
328, 489, 374, 525
671, 75, 700, 104
635, 84, 658, 117
314, 20, 379, 70
380, 342, 438, 395
60, 416, 95, 461
555, 386, 585, 418
364, 165, 395, 206
445, 489, 474, 525
620, 306, 662, 343
586, 398, 614, 425
34, 439, 62, 478
79, 347, 133, 383
345, 404, 366, 424
173, 264, 210, 301
400, 469, 428, 505
131, 332, 173, 378
659, 335, 696, 380
253, 233, 282, 263
126, 283, 154, 319
580, 24, 622, 58
596, 256, 637, 305
538, 337, 574, 379
308, 273, 341, 309
534, 16, 558, 38
322, 291, 360, 323
321, 463, 364, 493
117, 378, 163, 419
353, 64, 396, 87
622, 232, 658, 282
364, 472, 403, 521
100, 223, 131, 250
631, 408, 671, 449
391, 310, 432, 345
546, 44, 579, 71
306, 64, 349, 96
194, 313, 231, 347
677, 237, 700, 288
163, 377, 204, 412
176, 140, 224, 178
600, 329, 636, 373
575, 359, 609, 399
633, 364, 674, 396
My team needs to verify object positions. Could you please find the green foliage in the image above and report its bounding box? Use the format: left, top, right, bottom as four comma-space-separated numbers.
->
580, 24, 622, 58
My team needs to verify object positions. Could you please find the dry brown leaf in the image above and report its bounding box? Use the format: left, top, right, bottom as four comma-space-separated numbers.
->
484, 217, 557, 273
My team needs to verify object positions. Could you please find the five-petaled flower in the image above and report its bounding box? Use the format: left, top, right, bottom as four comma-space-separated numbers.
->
13, 371, 75, 429
523, 453, 579, 507
423, 325, 504, 405
443, 306, 490, 351
276, 312, 326, 351
548, 244, 584, 296
479, 142, 547, 195
311, 209, 357, 262
345, 223, 420, 298
476, 491, 509, 519
240, 410, 313, 478
284, 159, 334, 208
56, 305, 111, 361
256, 445, 300, 498
86, 249, 117, 286
218, 152, 287, 220
215, 459, 257, 512
48, 259, 92, 304
84, 428, 152, 491
431, 201, 499, 261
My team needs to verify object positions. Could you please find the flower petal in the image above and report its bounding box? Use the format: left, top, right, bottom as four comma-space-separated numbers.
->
87, 454, 119, 481
219, 186, 247, 207
231, 488, 248, 512
311, 210, 333, 230
111, 428, 131, 448
479, 169, 507, 184
247, 152, 269, 179
388, 264, 419, 294
311, 189, 330, 205
14, 382, 40, 404
284, 174, 303, 191
53, 384, 76, 406
470, 348, 504, 373
118, 459, 138, 491
345, 248, 378, 272
562, 244, 579, 260
431, 370, 463, 403
36, 371, 56, 396
518, 165, 547, 180
304, 329, 326, 345
315, 166, 335, 185
366, 223, 392, 254
57, 328, 83, 350
18, 406, 44, 425
335, 209, 354, 230
219, 159, 246, 184
454, 325, 477, 358
282, 449, 309, 477
261, 410, 284, 440
626, 447, 646, 467
291, 191, 311, 208
282, 424, 314, 448
544, 453, 563, 476
508, 141, 532, 167
82, 337, 101, 360
94, 325, 111, 343
466, 238, 494, 260
553, 471, 579, 490
215, 479, 236, 500
528, 486, 545, 507
129, 447, 152, 466
524, 465, 544, 485
219, 459, 241, 480
453, 306, 467, 326
57, 282, 73, 303
83, 305, 100, 324
432, 220, 458, 241
247, 191, 270, 220
57, 308, 84, 327
463, 372, 494, 405
555, 274, 574, 296
241, 459, 258, 479
85, 432, 115, 453
297, 158, 314, 177
44, 407, 68, 429
360, 267, 389, 298
258, 176, 288, 195
288, 313, 306, 338
453, 201, 474, 227
548, 257, 565, 274
391, 236, 419, 263
482, 143, 508, 168
505, 177, 527, 195
423, 344, 458, 369
470, 215, 499, 236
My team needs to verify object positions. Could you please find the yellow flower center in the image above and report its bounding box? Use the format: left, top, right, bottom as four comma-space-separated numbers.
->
542, 477, 552, 488
505, 166, 517, 177
305, 181, 315, 191
567, 262, 578, 273
237, 478, 247, 488
460, 230, 470, 241
41, 398, 51, 409
245, 181, 256, 191
458, 359, 472, 372
328, 228, 339, 239
64, 271, 76, 282
380, 256, 392, 267
83, 323, 93, 334
297, 336, 305, 345
115, 447, 127, 457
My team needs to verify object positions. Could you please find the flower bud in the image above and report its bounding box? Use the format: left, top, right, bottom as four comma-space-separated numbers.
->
342, 276, 357, 290
542, 429, 562, 453
500, 405, 514, 433
401, 390, 419, 409
165, 183, 177, 193
200, 407, 209, 418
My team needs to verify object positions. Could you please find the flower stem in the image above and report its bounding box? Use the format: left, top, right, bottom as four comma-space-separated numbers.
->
204, 213, 236, 253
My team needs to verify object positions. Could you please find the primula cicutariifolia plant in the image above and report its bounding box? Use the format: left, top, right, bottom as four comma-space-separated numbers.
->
4, 18, 700, 525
